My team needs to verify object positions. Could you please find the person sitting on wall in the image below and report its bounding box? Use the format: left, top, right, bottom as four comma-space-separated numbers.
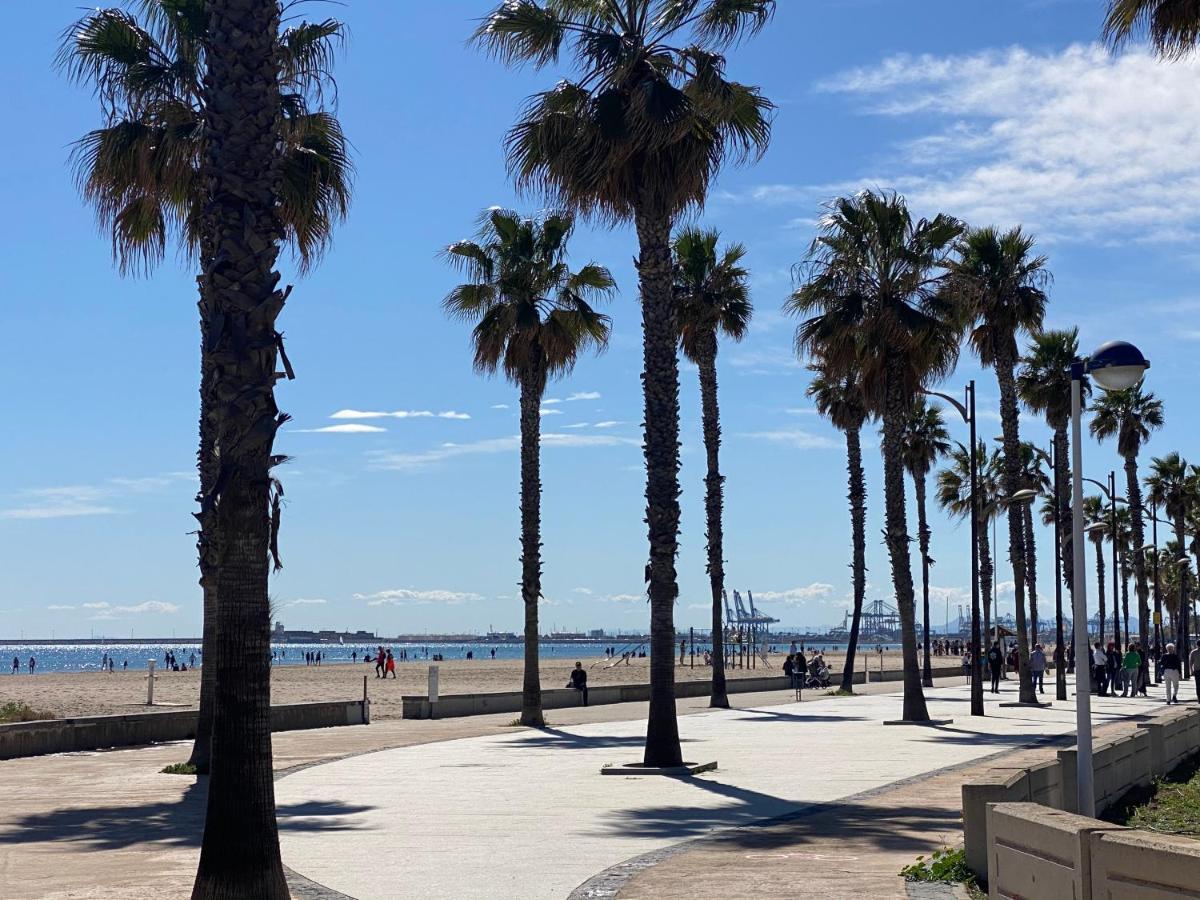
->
568, 661, 588, 706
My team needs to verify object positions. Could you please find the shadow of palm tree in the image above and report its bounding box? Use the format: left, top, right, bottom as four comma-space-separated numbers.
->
505, 728, 696, 751
6, 778, 373, 850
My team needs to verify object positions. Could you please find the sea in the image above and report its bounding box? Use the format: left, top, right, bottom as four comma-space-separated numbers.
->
0, 638, 886, 674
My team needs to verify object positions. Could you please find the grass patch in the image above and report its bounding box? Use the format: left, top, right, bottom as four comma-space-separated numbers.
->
900, 847, 981, 896
505, 717, 554, 727
828, 688, 855, 696
0, 701, 51, 723
1106, 754, 1200, 838
161, 762, 198, 776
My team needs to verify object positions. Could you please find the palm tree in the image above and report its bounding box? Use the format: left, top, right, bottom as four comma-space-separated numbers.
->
188, 0, 294, 894
1089, 385, 1164, 650
938, 442, 1003, 651
1018, 328, 1086, 699
1084, 495, 1110, 644
791, 191, 963, 722
1114, 507, 1134, 647
443, 209, 613, 726
1014, 442, 1052, 643
943, 226, 1048, 705
474, 0, 774, 768
807, 359, 869, 694
1147, 453, 1193, 668
673, 227, 751, 709
1105, 0, 1200, 57
901, 398, 951, 687
1157, 541, 1188, 636
58, 2, 350, 774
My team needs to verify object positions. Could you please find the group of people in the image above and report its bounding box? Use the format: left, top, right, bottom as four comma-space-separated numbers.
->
1090, 640, 1152, 698
99, 653, 126, 673
11, 656, 34, 674
930, 639, 965, 657
161, 650, 194, 672
782, 649, 830, 691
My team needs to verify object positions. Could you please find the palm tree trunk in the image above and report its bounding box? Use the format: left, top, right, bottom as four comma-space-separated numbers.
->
915, 472, 933, 688
191, 0, 289, 895
882, 358, 928, 721
519, 366, 546, 727
981, 522, 993, 647
996, 358, 1036, 703
1121, 561, 1130, 648
188, 336, 218, 773
1054, 426, 1070, 701
1094, 538, 1107, 642
696, 337, 728, 708
840, 424, 867, 694
634, 206, 683, 768
1124, 456, 1150, 648
1024, 502, 1039, 645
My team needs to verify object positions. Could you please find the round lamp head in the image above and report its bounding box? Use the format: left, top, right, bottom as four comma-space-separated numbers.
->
1010, 488, 1039, 504
1085, 522, 1108, 535
1087, 341, 1150, 392
1138, 544, 1155, 554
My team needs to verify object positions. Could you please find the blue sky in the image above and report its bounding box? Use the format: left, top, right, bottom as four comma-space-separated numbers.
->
2, 0, 1198, 639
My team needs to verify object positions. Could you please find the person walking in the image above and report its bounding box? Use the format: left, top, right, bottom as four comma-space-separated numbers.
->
1030, 644, 1047, 695
11, 656, 17, 675
987, 641, 1003, 694
1093, 642, 1108, 695
1106, 641, 1122, 696
28, 657, 35, 674
1121, 643, 1141, 698
1191, 642, 1200, 703
1162, 643, 1182, 704
375, 646, 386, 679
961, 648, 972, 683
568, 661, 589, 706
385, 650, 396, 679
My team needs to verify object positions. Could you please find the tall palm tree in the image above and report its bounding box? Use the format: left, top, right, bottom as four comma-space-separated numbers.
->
1018, 328, 1086, 699
901, 398, 951, 687
1147, 453, 1193, 668
58, 2, 350, 774
474, 0, 774, 768
938, 443, 1003, 651
673, 227, 751, 709
1084, 495, 1110, 644
807, 359, 869, 694
1013, 442, 1052, 643
791, 191, 963, 722
443, 209, 613, 727
943, 226, 1048, 705
1114, 507, 1134, 647
1105, 0, 1200, 57
1089, 385, 1164, 649
187, 0, 294, 894
1157, 541, 1187, 635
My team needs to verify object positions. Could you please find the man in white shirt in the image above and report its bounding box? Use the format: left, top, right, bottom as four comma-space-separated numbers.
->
1093, 642, 1108, 695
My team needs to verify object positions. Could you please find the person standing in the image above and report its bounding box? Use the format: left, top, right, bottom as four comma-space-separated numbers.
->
28, 657, 35, 674
1191, 642, 1200, 702
385, 650, 396, 679
11, 656, 17, 675
987, 641, 1003, 694
1121, 643, 1141, 698
1162, 643, 1182, 704
1030, 644, 1046, 695
1092, 642, 1108, 695
375, 646, 386, 679
679, 639, 687, 665
961, 648, 972, 683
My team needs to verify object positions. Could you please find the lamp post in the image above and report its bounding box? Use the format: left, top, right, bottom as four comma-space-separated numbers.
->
1070, 340, 1151, 819
925, 381, 984, 717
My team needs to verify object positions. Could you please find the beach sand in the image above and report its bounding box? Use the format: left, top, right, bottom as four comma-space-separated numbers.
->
0, 649, 968, 722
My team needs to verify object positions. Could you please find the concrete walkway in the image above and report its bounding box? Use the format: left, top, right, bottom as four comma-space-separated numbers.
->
275, 678, 1171, 900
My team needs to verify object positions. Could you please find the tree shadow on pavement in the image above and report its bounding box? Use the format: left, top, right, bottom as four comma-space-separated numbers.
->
729, 710, 870, 724
6, 778, 374, 850
505, 728, 696, 751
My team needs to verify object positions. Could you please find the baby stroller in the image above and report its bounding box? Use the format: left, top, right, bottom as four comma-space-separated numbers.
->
805, 662, 831, 689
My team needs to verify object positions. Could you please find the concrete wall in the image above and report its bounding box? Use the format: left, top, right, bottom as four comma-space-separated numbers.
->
401, 664, 963, 719
987, 803, 1200, 900
0, 699, 369, 761
963, 707, 1200, 883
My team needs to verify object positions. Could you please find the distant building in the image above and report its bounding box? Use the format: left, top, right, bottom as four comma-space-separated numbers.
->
271, 621, 376, 644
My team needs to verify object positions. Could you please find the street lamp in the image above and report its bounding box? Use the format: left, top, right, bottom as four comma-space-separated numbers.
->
1071, 340, 1151, 819
924, 381, 984, 717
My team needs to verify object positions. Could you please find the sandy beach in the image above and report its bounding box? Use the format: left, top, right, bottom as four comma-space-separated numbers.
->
0, 649, 968, 721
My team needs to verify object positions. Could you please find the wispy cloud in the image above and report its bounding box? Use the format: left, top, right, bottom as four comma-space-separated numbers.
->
369, 433, 640, 472
293, 424, 388, 434
284, 598, 327, 607
563, 422, 590, 429
540, 408, 563, 416
46, 604, 75, 611
86, 600, 181, 620
491, 404, 510, 410
330, 409, 471, 420
738, 428, 839, 450
566, 391, 601, 401
0, 473, 192, 521
754, 584, 837, 605
593, 421, 623, 429
355, 589, 482, 606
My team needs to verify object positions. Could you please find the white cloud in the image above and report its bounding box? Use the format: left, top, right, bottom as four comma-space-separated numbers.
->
491, 404, 510, 410
566, 391, 601, 402
572, 587, 593, 595
785, 407, 818, 416
754, 584, 837, 605
285, 598, 327, 607
330, 409, 471, 420
369, 433, 640, 472
597, 593, 644, 604
540, 408, 563, 416
728, 347, 803, 371
82, 602, 109, 610
84, 599, 180, 619
542, 398, 563, 405
593, 421, 623, 429
294, 424, 388, 434
563, 422, 590, 429
354, 588, 482, 606
0, 473, 195, 521
46, 604, 75, 611
739, 428, 839, 450
812, 44, 1200, 243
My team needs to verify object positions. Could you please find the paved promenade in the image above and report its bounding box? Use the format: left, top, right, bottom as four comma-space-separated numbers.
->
275, 678, 1171, 900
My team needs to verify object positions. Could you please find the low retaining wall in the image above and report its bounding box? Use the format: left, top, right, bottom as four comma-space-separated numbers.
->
962, 706, 1200, 881
0, 699, 369, 761
401, 664, 965, 719
988, 802, 1200, 899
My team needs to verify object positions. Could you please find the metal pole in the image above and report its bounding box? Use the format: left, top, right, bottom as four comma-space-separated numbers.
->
1153, 507, 1162, 683
1111, 471, 1120, 652
968, 382, 984, 716
1070, 364, 1095, 818
1053, 441, 1067, 702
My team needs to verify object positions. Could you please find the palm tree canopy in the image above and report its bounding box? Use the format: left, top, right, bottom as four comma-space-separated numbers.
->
900, 397, 951, 479
473, 0, 774, 221
442, 208, 615, 383
936, 441, 1002, 523
1012, 441, 1052, 496
1104, 0, 1200, 57
1083, 495, 1110, 542
57, 1, 351, 274
1089, 384, 1165, 460
1018, 327, 1088, 431
673, 226, 752, 362
806, 357, 867, 434
788, 191, 964, 413
1145, 451, 1193, 523
943, 226, 1049, 369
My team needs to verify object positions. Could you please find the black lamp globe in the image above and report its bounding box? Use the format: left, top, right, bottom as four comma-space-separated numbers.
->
1087, 340, 1150, 392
